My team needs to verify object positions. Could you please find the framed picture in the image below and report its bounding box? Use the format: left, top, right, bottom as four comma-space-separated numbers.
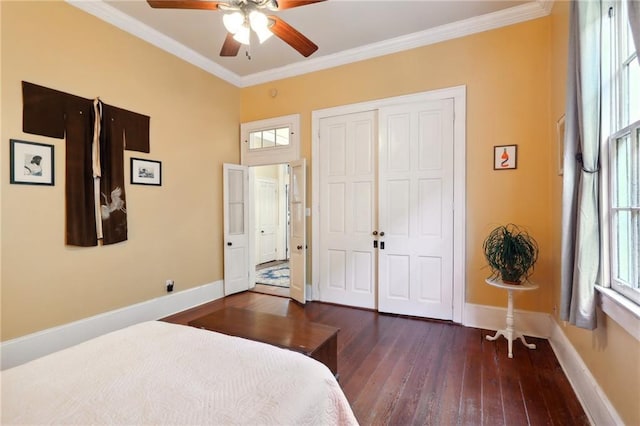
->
493, 145, 517, 170
556, 115, 566, 175
131, 158, 162, 186
10, 139, 55, 185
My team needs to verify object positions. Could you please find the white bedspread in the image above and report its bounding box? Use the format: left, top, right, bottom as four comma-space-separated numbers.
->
1, 321, 358, 425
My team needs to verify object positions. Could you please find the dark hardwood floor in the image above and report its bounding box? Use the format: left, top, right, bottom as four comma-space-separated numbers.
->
161, 292, 589, 426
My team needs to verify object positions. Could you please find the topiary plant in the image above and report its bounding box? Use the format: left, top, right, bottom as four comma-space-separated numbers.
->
482, 224, 539, 284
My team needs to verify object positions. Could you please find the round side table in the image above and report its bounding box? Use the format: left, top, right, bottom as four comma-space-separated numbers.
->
485, 278, 539, 358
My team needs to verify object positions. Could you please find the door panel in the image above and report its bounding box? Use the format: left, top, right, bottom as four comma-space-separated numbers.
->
289, 159, 306, 304
387, 179, 410, 235
318, 111, 377, 309
328, 250, 346, 290
353, 251, 373, 293
223, 164, 251, 296
378, 99, 454, 319
353, 181, 373, 233
419, 179, 443, 235
328, 183, 346, 232
419, 257, 442, 300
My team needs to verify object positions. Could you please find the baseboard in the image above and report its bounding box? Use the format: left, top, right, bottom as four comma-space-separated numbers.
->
463, 303, 553, 338
548, 320, 624, 426
1, 280, 224, 370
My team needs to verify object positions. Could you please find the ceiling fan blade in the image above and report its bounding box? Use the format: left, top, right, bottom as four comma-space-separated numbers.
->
147, 0, 222, 10
220, 33, 241, 56
269, 16, 318, 57
274, 0, 326, 10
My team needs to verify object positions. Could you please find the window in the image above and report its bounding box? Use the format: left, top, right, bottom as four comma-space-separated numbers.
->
604, 1, 640, 304
249, 127, 290, 149
241, 114, 300, 166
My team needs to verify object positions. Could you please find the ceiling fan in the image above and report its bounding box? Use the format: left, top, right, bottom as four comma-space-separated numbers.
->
146, 0, 326, 58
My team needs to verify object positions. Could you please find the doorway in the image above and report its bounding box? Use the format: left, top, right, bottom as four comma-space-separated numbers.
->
252, 164, 290, 297
223, 114, 308, 303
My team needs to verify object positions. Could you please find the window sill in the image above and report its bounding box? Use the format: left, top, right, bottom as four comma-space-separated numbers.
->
595, 285, 640, 341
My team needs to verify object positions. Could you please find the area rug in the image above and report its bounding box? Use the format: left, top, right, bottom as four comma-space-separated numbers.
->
256, 263, 290, 288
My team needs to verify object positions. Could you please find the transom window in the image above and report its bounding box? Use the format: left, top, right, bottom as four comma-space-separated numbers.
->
249, 127, 290, 150
241, 114, 300, 166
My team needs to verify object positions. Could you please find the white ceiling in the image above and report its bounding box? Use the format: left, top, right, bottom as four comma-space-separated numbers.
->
68, 0, 552, 87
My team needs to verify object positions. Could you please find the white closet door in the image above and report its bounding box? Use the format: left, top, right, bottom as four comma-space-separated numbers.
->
318, 111, 377, 308
378, 99, 455, 319
223, 163, 251, 296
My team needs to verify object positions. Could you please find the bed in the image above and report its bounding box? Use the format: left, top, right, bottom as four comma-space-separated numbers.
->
1, 321, 358, 425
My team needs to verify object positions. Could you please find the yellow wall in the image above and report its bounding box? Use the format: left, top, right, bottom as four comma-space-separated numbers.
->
2, 2, 638, 422
548, 2, 640, 424
0, 1, 240, 340
241, 17, 554, 313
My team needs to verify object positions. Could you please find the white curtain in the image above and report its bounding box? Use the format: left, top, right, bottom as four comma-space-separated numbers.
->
560, 0, 603, 329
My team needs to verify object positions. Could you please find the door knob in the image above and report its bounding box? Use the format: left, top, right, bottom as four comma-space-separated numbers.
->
380, 231, 385, 237
297, 245, 303, 250
372, 231, 378, 236
261, 230, 264, 233
227, 242, 232, 246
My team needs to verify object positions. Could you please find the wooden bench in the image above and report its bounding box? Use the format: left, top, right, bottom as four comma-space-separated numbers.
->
189, 307, 339, 376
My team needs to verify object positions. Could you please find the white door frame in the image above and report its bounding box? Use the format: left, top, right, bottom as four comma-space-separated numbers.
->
311, 85, 467, 324
240, 115, 303, 297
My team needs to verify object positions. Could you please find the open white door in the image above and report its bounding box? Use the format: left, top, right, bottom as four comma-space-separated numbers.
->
289, 159, 306, 304
223, 163, 251, 295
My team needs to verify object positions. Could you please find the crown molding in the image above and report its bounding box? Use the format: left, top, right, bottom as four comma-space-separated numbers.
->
66, 0, 244, 87
67, 0, 553, 89
538, 0, 555, 15
243, 0, 553, 86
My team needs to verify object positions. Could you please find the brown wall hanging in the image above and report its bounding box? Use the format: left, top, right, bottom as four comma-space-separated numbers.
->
22, 81, 150, 247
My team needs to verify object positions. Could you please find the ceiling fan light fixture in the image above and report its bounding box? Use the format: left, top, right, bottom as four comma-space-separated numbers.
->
254, 26, 273, 44
222, 11, 244, 34
249, 11, 273, 43
248, 10, 268, 31
233, 24, 251, 45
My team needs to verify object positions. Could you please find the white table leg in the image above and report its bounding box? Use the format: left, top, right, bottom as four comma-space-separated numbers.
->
516, 333, 537, 349
486, 330, 505, 341
485, 288, 536, 358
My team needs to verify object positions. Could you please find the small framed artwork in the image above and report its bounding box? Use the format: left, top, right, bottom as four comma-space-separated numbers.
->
10, 139, 55, 185
493, 145, 517, 170
556, 115, 566, 175
131, 158, 161, 186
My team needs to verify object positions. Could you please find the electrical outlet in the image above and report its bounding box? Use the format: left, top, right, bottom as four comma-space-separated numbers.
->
166, 279, 174, 293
